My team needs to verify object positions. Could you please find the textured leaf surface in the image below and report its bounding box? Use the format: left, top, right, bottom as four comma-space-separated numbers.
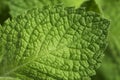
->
7, 0, 85, 17
0, 6, 109, 80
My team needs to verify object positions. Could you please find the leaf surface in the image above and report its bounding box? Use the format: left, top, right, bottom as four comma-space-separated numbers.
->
0, 6, 109, 80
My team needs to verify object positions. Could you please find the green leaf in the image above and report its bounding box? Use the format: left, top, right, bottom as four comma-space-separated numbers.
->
0, 6, 109, 80
7, 0, 85, 17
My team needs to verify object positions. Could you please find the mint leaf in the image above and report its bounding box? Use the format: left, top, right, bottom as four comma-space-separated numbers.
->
0, 6, 109, 80
7, 0, 85, 17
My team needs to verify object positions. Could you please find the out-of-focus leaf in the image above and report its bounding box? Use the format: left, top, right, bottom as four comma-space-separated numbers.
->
0, 0, 10, 24
80, 0, 101, 14
7, 0, 85, 17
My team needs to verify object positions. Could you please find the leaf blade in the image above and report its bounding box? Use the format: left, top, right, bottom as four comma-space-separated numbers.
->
0, 6, 109, 80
